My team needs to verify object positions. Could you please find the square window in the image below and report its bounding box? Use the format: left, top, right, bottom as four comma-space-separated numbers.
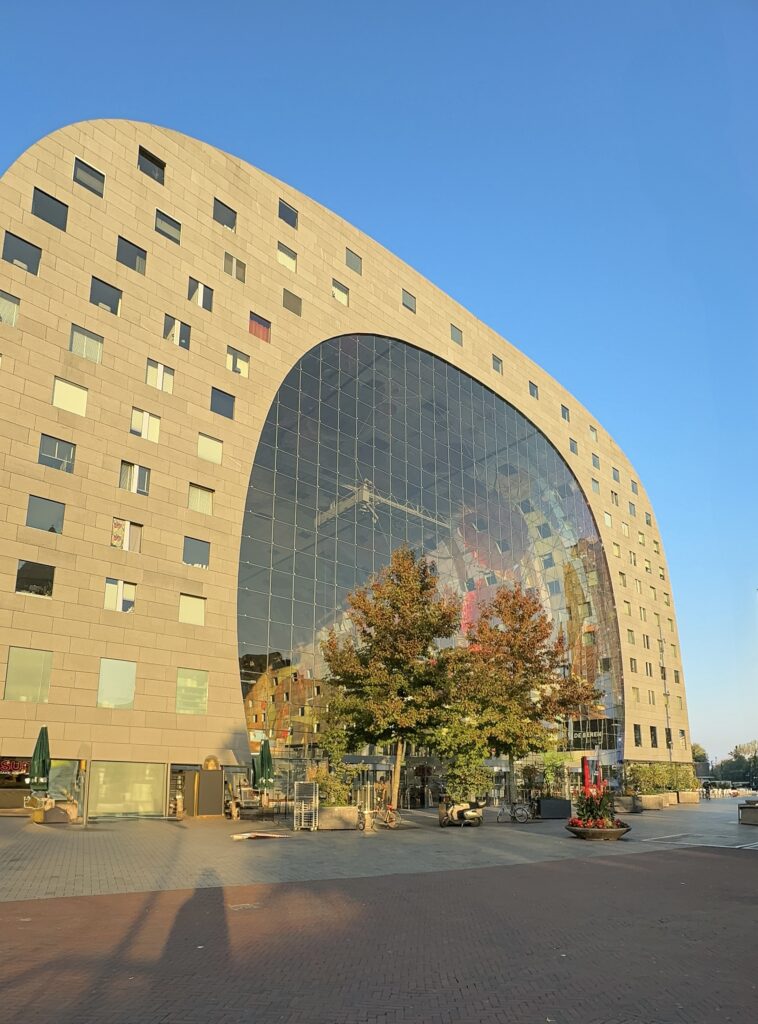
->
277, 242, 297, 272
155, 209, 181, 244
104, 578, 136, 612
130, 407, 160, 442
188, 277, 213, 311
561, 404, 570, 421
52, 377, 87, 416
612, 467, 620, 482
569, 438, 578, 455
278, 199, 298, 229
283, 288, 302, 316
213, 197, 237, 231
450, 324, 463, 345
119, 461, 150, 495
110, 518, 142, 552
16, 559, 54, 597
146, 358, 174, 393
138, 146, 165, 184
96, 658, 137, 710
492, 354, 503, 375
3, 232, 42, 275
179, 593, 206, 625
5, 646, 52, 702
210, 387, 235, 419
0, 289, 20, 326
529, 381, 539, 399
38, 434, 75, 473
226, 347, 249, 378
332, 279, 349, 306
73, 157, 105, 196
547, 579, 561, 596
90, 277, 121, 315
197, 433, 223, 464
223, 251, 246, 282
32, 188, 68, 231
163, 314, 190, 350
249, 311, 271, 342
592, 453, 600, 469
402, 289, 416, 313
183, 536, 210, 568
26, 495, 65, 533
69, 324, 103, 364
188, 483, 213, 514
116, 236, 147, 275
346, 248, 362, 274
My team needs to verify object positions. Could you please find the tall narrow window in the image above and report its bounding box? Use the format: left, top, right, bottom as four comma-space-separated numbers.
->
69, 325, 103, 364
73, 158, 105, 197
249, 311, 271, 342
0, 289, 20, 326
346, 248, 362, 274
116, 237, 147, 274
32, 188, 68, 231
650, 726, 658, 748
332, 279, 349, 306
561, 404, 570, 421
633, 724, 642, 747
569, 438, 578, 454
450, 324, 463, 345
3, 233, 42, 275
138, 147, 165, 184
529, 381, 539, 399
213, 198, 237, 231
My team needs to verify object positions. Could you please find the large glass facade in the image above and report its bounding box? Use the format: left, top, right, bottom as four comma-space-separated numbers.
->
238, 335, 623, 759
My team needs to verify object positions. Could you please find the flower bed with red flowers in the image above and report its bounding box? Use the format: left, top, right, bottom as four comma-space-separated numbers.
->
568, 816, 629, 830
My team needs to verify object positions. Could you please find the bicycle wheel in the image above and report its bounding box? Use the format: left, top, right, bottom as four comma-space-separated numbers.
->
513, 805, 529, 823
496, 807, 507, 823
386, 809, 399, 829
357, 811, 366, 831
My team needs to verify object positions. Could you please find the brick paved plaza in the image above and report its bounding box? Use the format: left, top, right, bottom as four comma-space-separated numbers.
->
0, 801, 756, 1023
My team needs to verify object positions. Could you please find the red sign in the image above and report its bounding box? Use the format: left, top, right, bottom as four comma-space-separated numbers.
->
0, 758, 30, 775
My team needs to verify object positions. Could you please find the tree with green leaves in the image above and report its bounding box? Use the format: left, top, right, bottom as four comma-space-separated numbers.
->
691, 742, 708, 764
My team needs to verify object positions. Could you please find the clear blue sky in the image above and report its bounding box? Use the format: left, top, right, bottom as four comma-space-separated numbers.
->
3, 1, 756, 761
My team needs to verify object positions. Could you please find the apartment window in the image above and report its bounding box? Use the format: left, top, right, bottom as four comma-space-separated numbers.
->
226, 347, 249, 378
32, 188, 68, 231
629, 657, 637, 672
526, 381, 537, 399
644, 558, 652, 575
188, 277, 213, 311
542, 553, 555, 569
3, 232, 42, 275
277, 242, 297, 272
642, 634, 650, 650
146, 359, 174, 393
90, 277, 121, 315
677, 697, 683, 712
16, 560, 54, 597
38, 434, 75, 473
660, 666, 667, 683
612, 542, 620, 557
0, 289, 20, 326
623, 601, 631, 615
73, 157, 104, 196
663, 592, 670, 606
332, 279, 349, 306
645, 662, 653, 677
589, 425, 598, 442
617, 570, 626, 587
679, 729, 687, 749
450, 324, 463, 346
346, 247, 362, 274
119, 461, 150, 495
69, 324, 103, 364
627, 629, 635, 644
213, 198, 237, 231
198, 433, 223, 464
668, 618, 674, 633
110, 517, 142, 552
592, 479, 600, 494
249, 311, 271, 342
402, 289, 416, 313
650, 726, 658, 748
130, 407, 160, 442
611, 491, 619, 506
210, 387, 235, 419
653, 540, 660, 555
612, 467, 620, 482
179, 594, 206, 625
631, 686, 640, 702
604, 512, 613, 528
592, 453, 600, 469
674, 669, 681, 685
97, 658, 137, 710
283, 289, 302, 316
26, 495, 65, 534
183, 536, 210, 569
52, 377, 87, 416
645, 512, 652, 526
569, 438, 578, 455
633, 724, 642, 747
163, 314, 190, 350
561, 404, 570, 421
138, 146, 165, 184
490, 354, 503, 375
155, 209, 181, 244
629, 501, 636, 517
629, 551, 637, 566
631, 480, 639, 495
4, 647, 53, 703
104, 578, 136, 612
639, 606, 647, 622
223, 251, 246, 282
547, 580, 561, 596
278, 199, 298, 228
621, 522, 629, 537
188, 483, 213, 514
116, 236, 147, 274
634, 579, 642, 594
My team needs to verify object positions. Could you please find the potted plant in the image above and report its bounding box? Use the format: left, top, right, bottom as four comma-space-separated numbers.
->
566, 759, 630, 840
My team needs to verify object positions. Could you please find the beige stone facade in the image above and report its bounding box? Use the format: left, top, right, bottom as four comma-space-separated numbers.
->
0, 119, 690, 802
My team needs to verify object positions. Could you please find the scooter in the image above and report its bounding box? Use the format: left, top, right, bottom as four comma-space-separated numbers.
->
438, 797, 485, 827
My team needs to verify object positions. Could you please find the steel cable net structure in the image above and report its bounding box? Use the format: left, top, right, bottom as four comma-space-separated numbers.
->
238, 334, 623, 756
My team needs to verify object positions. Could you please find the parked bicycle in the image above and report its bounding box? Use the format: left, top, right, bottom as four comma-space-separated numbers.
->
496, 798, 538, 823
358, 804, 400, 830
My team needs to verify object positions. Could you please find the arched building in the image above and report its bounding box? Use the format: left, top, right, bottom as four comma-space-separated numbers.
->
0, 121, 691, 815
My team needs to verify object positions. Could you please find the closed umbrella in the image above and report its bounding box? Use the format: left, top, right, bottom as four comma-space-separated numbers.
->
259, 739, 274, 791
30, 726, 51, 793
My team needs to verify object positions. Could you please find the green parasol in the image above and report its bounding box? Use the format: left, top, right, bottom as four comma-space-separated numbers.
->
259, 739, 274, 791
30, 726, 51, 793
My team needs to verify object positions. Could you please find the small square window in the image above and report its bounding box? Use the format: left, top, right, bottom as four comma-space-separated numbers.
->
3, 232, 42, 275
226, 347, 249, 378
277, 242, 297, 272
163, 314, 190, 350
283, 289, 302, 316
90, 277, 121, 315
146, 359, 174, 393
592, 453, 600, 469
278, 199, 298, 228
16, 560, 55, 598
188, 483, 214, 514
210, 387, 235, 419
26, 495, 65, 533
116, 237, 147, 275
73, 157, 105, 196
104, 577, 136, 613
332, 279, 349, 306
529, 381, 539, 399
4, 647, 52, 702
39, 434, 75, 473
69, 324, 103, 364
138, 146, 165, 184
0, 289, 20, 326
492, 354, 503, 375
155, 209, 181, 244
130, 407, 160, 442
402, 289, 416, 313
213, 197, 237, 231
198, 433, 223, 464
32, 188, 68, 231
97, 658, 137, 710
179, 593, 206, 625
569, 438, 578, 455
249, 311, 271, 342
52, 377, 88, 416
346, 248, 362, 274
561, 404, 570, 421
183, 536, 210, 568
450, 324, 463, 345
188, 277, 213, 311
223, 252, 246, 282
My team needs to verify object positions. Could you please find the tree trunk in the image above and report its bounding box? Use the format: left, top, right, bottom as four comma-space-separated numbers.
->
391, 739, 405, 810
508, 753, 516, 803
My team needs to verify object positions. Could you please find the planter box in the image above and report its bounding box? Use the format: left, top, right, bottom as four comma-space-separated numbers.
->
614, 796, 643, 814
318, 806, 360, 830
638, 794, 666, 810
566, 825, 630, 841
677, 791, 700, 804
537, 798, 572, 819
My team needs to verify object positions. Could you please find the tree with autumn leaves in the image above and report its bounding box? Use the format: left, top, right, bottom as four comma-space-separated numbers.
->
321, 547, 602, 807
